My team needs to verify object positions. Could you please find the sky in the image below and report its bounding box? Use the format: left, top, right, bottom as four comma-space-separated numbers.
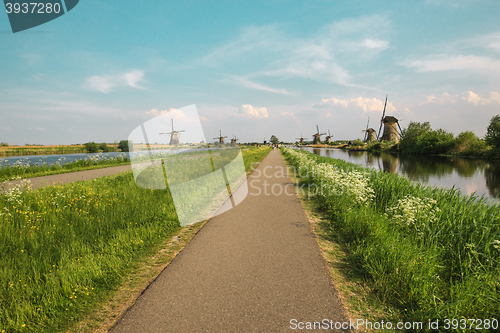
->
1, 0, 500, 145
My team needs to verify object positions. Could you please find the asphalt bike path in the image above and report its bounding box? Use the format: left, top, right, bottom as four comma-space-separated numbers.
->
111, 149, 349, 332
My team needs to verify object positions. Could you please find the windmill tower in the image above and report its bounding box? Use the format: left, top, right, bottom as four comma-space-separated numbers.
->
325, 130, 332, 143
214, 130, 228, 144
377, 95, 402, 142
362, 117, 377, 143
312, 125, 326, 145
230, 134, 239, 146
160, 119, 185, 145
296, 133, 305, 144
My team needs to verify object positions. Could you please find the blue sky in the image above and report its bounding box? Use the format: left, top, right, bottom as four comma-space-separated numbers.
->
1, 0, 500, 145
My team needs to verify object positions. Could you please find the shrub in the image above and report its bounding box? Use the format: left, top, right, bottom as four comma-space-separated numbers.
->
0, 142, 8, 147
84, 142, 99, 153
99, 142, 111, 152
485, 115, 500, 149
118, 140, 130, 152
400, 122, 454, 154
352, 139, 365, 146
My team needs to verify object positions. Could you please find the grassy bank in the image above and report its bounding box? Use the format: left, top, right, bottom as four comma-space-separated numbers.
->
241, 146, 272, 174
0, 146, 271, 332
0, 145, 88, 157
282, 147, 500, 329
0, 154, 131, 182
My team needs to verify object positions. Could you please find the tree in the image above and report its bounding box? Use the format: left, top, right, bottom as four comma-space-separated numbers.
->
84, 142, 99, 153
118, 140, 130, 152
485, 115, 500, 149
99, 142, 111, 152
270, 135, 279, 145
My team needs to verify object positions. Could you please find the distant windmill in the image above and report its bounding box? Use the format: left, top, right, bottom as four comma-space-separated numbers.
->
325, 130, 333, 143
312, 125, 327, 145
377, 95, 402, 142
362, 117, 377, 143
230, 134, 239, 145
214, 130, 228, 144
160, 119, 185, 145
296, 133, 306, 144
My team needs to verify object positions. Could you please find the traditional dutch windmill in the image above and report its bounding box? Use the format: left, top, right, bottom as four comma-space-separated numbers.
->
312, 125, 327, 145
325, 130, 333, 143
230, 134, 239, 145
296, 133, 306, 144
362, 117, 377, 143
377, 95, 402, 142
214, 130, 228, 144
160, 119, 185, 145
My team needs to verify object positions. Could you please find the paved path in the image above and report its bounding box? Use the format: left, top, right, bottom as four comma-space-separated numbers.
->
0, 165, 131, 193
111, 150, 349, 332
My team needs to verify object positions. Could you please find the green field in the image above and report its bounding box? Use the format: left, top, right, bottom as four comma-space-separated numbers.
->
282, 147, 500, 328
0, 146, 271, 332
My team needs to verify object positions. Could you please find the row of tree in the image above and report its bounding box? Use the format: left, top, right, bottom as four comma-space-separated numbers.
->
84, 140, 129, 153
399, 115, 500, 158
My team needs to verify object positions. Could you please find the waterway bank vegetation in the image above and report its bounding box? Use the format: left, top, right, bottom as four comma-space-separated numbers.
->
282, 147, 499, 326
298, 115, 500, 160
0, 146, 271, 332
0, 140, 130, 157
0, 153, 131, 182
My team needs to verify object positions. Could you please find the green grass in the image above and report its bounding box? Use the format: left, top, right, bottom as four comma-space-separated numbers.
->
0, 172, 180, 332
0, 146, 88, 157
0, 146, 271, 333
241, 146, 272, 173
282, 147, 500, 330
0, 154, 130, 182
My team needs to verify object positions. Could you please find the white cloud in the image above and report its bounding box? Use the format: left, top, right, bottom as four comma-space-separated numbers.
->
405, 55, 500, 74
229, 76, 289, 95
280, 111, 299, 122
362, 38, 389, 50
124, 70, 145, 89
86, 70, 145, 93
424, 91, 500, 106
86, 75, 114, 93
146, 108, 196, 122
319, 96, 398, 115
204, 15, 390, 88
235, 105, 269, 119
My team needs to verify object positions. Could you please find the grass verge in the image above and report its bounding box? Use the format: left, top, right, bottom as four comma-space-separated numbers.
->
284, 154, 394, 333
282, 147, 500, 332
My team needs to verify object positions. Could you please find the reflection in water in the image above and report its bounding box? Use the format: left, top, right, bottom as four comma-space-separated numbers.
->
485, 164, 500, 198
381, 153, 398, 174
302, 147, 500, 203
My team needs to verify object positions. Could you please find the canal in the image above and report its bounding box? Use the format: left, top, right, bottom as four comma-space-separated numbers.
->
301, 147, 500, 204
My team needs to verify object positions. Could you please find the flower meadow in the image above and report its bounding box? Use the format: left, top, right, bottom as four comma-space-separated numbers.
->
0, 172, 180, 332
283, 147, 500, 324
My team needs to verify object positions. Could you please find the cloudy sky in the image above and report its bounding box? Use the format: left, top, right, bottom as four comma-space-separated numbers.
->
1, 0, 500, 145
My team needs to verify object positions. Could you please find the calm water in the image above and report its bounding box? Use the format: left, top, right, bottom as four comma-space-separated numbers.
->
0, 152, 128, 168
301, 147, 500, 204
